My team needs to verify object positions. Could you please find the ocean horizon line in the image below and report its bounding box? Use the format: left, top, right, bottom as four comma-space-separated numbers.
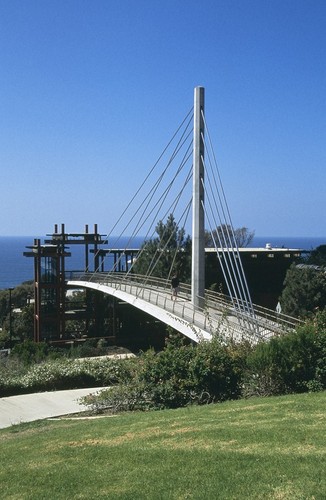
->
0, 234, 326, 238
0, 234, 325, 290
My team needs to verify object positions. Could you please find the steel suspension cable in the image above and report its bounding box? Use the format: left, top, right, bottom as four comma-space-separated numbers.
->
201, 179, 243, 312
202, 161, 249, 312
141, 198, 192, 286
115, 144, 192, 279
107, 116, 193, 252
89, 109, 194, 278
131, 164, 193, 281
203, 153, 255, 317
201, 111, 255, 317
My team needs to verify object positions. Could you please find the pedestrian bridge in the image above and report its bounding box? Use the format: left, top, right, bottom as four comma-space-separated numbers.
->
67, 272, 301, 344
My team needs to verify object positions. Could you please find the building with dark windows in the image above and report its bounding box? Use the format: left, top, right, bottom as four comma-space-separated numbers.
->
206, 246, 303, 310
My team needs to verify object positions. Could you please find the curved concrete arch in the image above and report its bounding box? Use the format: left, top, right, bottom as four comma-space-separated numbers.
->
68, 280, 212, 343
67, 273, 301, 344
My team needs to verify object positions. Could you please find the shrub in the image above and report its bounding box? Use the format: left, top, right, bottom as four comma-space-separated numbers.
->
139, 337, 244, 408
68, 339, 109, 359
280, 264, 326, 318
244, 311, 326, 396
0, 357, 136, 397
81, 335, 245, 413
10, 340, 52, 366
189, 338, 244, 402
139, 345, 195, 409
310, 310, 326, 387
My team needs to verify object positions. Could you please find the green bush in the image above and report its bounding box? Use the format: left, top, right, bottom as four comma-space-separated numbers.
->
190, 338, 245, 401
139, 345, 195, 409
10, 340, 63, 366
82, 335, 245, 413
3, 312, 326, 410
139, 337, 244, 408
311, 310, 326, 387
68, 339, 109, 359
245, 311, 326, 396
280, 264, 326, 318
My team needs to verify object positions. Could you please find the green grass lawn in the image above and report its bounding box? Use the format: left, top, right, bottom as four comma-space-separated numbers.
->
0, 391, 325, 499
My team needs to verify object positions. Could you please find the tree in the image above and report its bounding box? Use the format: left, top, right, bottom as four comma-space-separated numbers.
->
133, 214, 191, 281
205, 224, 255, 248
13, 304, 34, 341
0, 283, 33, 324
280, 264, 326, 318
234, 226, 255, 248
280, 245, 326, 319
307, 244, 326, 266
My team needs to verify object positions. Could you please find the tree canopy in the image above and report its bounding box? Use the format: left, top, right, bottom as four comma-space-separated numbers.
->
205, 225, 255, 248
132, 214, 191, 281
280, 246, 326, 318
306, 244, 326, 266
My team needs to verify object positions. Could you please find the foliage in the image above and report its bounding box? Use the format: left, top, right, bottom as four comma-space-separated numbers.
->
2, 312, 326, 408
82, 334, 244, 413
0, 355, 136, 397
244, 310, 326, 396
1, 306, 34, 348
280, 244, 326, 319
311, 309, 326, 388
205, 224, 255, 248
66, 290, 86, 308
0, 283, 33, 324
10, 340, 53, 366
12, 305, 34, 341
67, 339, 109, 358
132, 213, 191, 281
0, 283, 34, 347
306, 244, 326, 266
280, 263, 326, 318
7, 339, 112, 366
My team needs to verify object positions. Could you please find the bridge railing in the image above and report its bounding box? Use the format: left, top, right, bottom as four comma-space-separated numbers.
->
204, 288, 303, 334
68, 271, 250, 338
67, 271, 302, 339
67, 271, 218, 338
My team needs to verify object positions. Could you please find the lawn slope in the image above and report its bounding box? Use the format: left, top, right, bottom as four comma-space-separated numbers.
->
0, 391, 325, 499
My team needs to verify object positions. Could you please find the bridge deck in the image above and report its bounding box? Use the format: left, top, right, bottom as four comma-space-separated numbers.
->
67, 273, 301, 343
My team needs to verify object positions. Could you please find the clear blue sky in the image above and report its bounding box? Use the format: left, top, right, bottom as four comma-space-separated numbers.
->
0, 0, 325, 237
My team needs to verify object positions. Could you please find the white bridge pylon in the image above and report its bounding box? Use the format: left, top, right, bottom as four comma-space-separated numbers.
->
67, 273, 300, 344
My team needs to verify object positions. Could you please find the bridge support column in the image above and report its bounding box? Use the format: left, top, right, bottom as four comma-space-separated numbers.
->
192, 86, 205, 309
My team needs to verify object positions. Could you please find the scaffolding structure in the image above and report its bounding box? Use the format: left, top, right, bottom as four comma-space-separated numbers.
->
24, 224, 113, 343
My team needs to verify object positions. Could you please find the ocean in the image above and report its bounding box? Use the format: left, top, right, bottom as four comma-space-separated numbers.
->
0, 235, 325, 290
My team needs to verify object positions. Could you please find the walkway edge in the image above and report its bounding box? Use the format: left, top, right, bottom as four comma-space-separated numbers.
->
0, 387, 107, 430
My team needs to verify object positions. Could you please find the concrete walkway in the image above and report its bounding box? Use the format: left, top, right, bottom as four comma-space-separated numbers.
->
0, 387, 105, 429
0, 353, 135, 430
